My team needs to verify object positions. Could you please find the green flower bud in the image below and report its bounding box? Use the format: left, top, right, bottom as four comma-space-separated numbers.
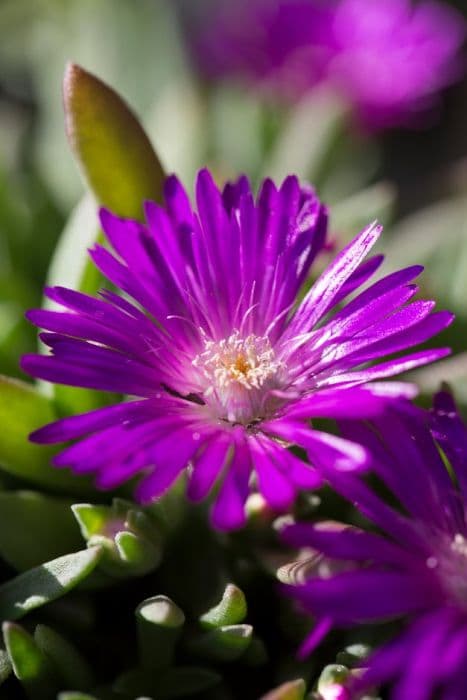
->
72, 498, 163, 577
199, 584, 247, 629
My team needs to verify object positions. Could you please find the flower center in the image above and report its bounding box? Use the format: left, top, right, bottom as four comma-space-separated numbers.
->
193, 331, 285, 424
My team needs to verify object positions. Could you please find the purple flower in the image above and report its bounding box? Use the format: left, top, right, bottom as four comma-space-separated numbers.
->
283, 391, 467, 698
194, 0, 333, 100
21, 170, 451, 530
193, 0, 465, 129
328, 0, 466, 129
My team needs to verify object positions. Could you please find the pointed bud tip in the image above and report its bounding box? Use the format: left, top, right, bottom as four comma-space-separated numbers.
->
136, 595, 185, 628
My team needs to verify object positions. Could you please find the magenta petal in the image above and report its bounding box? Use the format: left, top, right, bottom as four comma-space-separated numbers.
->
134, 428, 201, 503
187, 433, 230, 502
297, 617, 333, 659
290, 221, 382, 333
29, 401, 148, 444
264, 420, 368, 472
210, 437, 251, 531
289, 569, 437, 622
283, 522, 411, 567
250, 437, 296, 510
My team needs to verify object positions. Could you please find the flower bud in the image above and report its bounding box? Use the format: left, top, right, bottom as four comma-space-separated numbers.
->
72, 498, 163, 577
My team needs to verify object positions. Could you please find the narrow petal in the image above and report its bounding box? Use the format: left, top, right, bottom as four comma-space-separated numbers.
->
29, 400, 150, 444
187, 433, 231, 502
283, 522, 413, 567
249, 436, 296, 510
289, 221, 382, 334
287, 569, 437, 623
210, 436, 252, 530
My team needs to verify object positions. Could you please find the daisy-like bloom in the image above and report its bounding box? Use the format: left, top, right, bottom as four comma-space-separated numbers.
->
328, 0, 465, 130
193, 0, 332, 100
21, 169, 451, 530
283, 391, 467, 699
192, 0, 464, 129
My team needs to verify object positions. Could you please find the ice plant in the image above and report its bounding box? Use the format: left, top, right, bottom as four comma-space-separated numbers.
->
283, 391, 467, 699
193, 0, 332, 100
327, 0, 465, 130
193, 0, 464, 129
21, 169, 452, 529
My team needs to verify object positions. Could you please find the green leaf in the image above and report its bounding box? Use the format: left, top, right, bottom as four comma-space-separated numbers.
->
260, 679, 306, 700
42, 196, 120, 410
317, 665, 349, 693
0, 491, 82, 571
190, 624, 253, 662
0, 375, 90, 493
407, 354, 467, 405
72, 504, 112, 540
336, 643, 372, 668
115, 665, 221, 699
136, 595, 185, 670
3, 622, 59, 699
242, 636, 268, 666
382, 196, 467, 320
58, 694, 99, 700
330, 182, 396, 244
63, 63, 166, 220
156, 666, 222, 699
34, 624, 94, 690
0, 547, 103, 621
115, 530, 161, 575
199, 584, 247, 629
0, 645, 12, 686
43, 194, 100, 301
263, 87, 347, 184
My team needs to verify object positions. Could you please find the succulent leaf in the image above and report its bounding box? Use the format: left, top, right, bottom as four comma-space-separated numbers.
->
63, 63, 166, 221
0, 547, 103, 621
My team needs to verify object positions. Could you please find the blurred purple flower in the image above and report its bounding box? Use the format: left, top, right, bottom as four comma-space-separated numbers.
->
193, 0, 465, 129
328, 0, 466, 129
283, 391, 467, 698
22, 170, 451, 529
194, 0, 333, 100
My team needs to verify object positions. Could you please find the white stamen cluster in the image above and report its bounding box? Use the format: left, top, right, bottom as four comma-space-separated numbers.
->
193, 330, 285, 423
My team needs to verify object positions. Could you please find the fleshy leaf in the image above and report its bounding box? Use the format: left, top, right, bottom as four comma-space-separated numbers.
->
336, 643, 372, 668
44, 195, 100, 302
317, 665, 350, 694
260, 679, 307, 700
3, 623, 59, 699
114, 665, 221, 699
34, 624, 94, 691
155, 666, 222, 699
0, 645, 11, 686
189, 624, 253, 662
0, 375, 89, 493
58, 694, 99, 700
0, 491, 82, 571
136, 595, 185, 670
331, 182, 396, 245
63, 63, 166, 220
115, 530, 161, 574
0, 547, 103, 621
242, 636, 268, 666
199, 584, 247, 629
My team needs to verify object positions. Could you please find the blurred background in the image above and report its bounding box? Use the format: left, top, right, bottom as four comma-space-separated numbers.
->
0, 0, 466, 398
